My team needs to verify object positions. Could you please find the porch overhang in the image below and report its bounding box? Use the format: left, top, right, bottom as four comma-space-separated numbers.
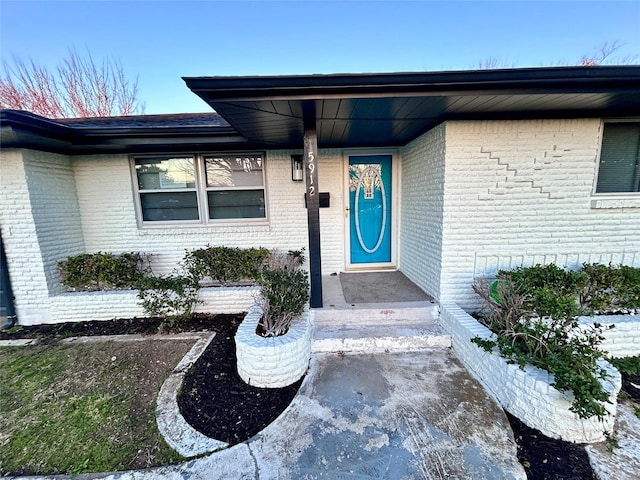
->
183, 66, 640, 149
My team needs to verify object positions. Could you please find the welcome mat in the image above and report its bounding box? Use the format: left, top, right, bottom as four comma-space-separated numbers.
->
339, 271, 432, 304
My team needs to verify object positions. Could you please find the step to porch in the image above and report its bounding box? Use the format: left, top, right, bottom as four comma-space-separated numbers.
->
312, 273, 449, 354
312, 322, 451, 354
313, 302, 440, 326
311, 303, 450, 354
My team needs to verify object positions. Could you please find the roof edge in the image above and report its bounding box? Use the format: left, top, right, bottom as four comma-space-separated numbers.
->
0, 110, 247, 155
183, 66, 640, 100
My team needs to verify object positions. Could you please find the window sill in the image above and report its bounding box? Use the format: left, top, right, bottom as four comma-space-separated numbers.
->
590, 196, 640, 209
136, 222, 270, 235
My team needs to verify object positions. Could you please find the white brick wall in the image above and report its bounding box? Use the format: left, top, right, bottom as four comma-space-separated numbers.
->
1, 149, 85, 325
440, 303, 622, 443
73, 150, 344, 277
49, 286, 258, 323
2, 148, 345, 325
1, 149, 51, 324
399, 124, 446, 299
24, 150, 85, 295
6, 118, 638, 325
439, 119, 640, 310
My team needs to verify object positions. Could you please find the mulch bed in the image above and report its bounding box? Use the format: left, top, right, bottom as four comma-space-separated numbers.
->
507, 412, 598, 480
3, 315, 638, 478
177, 315, 303, 445
0, 313, 237, 340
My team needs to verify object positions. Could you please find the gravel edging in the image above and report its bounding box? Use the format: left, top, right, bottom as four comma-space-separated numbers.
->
155, 332, 230, 457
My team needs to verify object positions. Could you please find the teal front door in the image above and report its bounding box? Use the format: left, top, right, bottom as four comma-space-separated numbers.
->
349, 155, 392, 264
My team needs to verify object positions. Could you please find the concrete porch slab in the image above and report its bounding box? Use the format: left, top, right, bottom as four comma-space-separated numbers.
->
339, 271, 434, 304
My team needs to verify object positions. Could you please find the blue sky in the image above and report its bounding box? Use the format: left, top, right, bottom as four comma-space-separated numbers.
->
1, 1, 639, 114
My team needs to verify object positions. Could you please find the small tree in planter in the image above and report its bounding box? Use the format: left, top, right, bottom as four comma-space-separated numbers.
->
235, 249, 311, 388
256, 250, 309, 337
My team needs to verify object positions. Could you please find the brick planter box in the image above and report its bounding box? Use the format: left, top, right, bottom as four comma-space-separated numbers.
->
235, 304, 311, 388
440, 302, 622, 443
44, 286, 258, 325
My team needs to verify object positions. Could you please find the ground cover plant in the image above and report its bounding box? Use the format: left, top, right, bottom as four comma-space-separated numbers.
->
473, 263, 640, 419
0, 339, 193, 476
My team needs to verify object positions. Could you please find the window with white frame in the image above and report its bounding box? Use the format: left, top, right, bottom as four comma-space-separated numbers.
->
133, 153, 266, 224
595, 123, 640, 194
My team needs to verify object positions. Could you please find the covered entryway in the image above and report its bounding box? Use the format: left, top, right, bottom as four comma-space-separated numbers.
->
183, 68, 640, 309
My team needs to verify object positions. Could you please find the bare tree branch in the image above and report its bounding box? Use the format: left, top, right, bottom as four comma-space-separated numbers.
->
579, 40, 639, 66
476, 40, 639, 70
0, 49, 145, 118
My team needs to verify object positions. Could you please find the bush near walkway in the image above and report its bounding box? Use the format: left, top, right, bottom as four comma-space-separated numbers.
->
473, 263, 640, 420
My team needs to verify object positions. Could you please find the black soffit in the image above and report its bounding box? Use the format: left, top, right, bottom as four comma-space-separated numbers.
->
2, 67, 639, 154
184, 66, 640, 148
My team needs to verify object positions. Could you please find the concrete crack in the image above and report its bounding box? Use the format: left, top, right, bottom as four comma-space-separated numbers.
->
247, 443, 260, 479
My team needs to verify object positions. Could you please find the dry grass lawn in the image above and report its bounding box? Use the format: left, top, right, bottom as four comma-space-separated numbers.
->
0, 338, 195, 476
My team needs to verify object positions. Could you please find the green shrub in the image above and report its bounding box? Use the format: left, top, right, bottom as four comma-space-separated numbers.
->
580, 263, 624, 312
256, 250, 309, 337
502, 263, 586, 296
498, 264, 585, 317
183, 246, 269, 285
495, 263, 640, 314
58, 252, 150, 291
608, 356, 640, 376
136, 275, 200, 324
619, 266, 640, 309
477, 260, 640, 419
473, 266, 615, 420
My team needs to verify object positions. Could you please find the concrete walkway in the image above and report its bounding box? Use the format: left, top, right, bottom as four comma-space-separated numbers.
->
83, 349, 525, 480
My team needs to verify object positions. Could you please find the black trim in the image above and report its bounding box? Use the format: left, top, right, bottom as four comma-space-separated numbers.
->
0, 110, 246, 155
3, 66, 640, 154
303, 102, 323, 308
184, 66, 640, 101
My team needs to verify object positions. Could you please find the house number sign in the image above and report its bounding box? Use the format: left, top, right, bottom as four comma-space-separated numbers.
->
307, 150, 316, 197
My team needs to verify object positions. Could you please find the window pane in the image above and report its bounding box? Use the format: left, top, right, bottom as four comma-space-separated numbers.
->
208, 190, 266, 219
140, 192, 199, 221
205, 155, 263, 187
596, 124, 640, 193
136, 157, 196, 190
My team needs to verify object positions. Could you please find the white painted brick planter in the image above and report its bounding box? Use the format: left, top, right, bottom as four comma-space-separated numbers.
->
578, 314, 640, 358
235, 304, 311, 388
45, 286, 257, 325
440, 302, 622, 443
